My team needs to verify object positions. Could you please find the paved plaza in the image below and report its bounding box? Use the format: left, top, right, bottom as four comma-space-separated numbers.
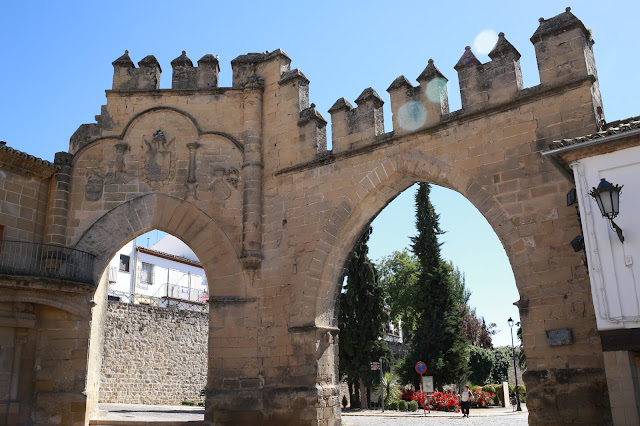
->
94, 403, 527, 425
343, 407, 528, 426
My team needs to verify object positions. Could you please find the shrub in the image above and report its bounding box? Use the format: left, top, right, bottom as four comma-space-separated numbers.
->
398, 400, 407, 411
411, 391, 460, 412
342, 395, 348, 408
181, 401, 195, 406
387, 400, 399, 410
408, 400, 419, 412
470, 389, 496, 408
400, 386, 414, 401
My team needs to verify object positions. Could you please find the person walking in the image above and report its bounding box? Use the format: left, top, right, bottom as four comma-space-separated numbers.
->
460, 385, 473, 418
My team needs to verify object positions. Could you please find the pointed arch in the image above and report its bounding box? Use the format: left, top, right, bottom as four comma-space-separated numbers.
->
308, 152, 519, 327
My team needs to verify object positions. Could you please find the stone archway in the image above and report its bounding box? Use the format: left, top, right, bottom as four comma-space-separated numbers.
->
310, 153, 517, 329
73, 193, 246, 297
0, 8, 617, 425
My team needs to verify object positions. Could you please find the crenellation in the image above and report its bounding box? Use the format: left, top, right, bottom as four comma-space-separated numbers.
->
297, 104, 327, 160
170, 51, 196, 89
388, 59, 450, 136
196, 54, 221, 89
111, 50, 135, 90
231, 49, 292, 88
111, 51, 162, 91
531, 8, 595, 87
454, 34, 524, 113
328, 88, 384, 153
137, 55, 162, 90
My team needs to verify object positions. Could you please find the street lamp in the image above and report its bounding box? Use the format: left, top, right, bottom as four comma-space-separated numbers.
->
589, 178, 624, 243
508, 317, 522, 411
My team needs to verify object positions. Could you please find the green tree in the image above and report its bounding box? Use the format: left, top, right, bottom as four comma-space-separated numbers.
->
400, 183, 468, 389
377, 249, 420, 340
491, 346, 511, 383
468, 345, 495, 385
338, 226, 391, 408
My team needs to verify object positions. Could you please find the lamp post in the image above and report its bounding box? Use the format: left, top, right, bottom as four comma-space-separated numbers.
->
589, 178, 624, 243
508, 317, 522, 411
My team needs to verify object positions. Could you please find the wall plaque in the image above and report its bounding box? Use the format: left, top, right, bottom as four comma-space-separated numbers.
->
546, 328, 573, 346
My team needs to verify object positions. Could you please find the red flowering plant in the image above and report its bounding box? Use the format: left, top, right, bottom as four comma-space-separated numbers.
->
400, 386, 414, 401
470, 389, 496, 408
411, 391, 460, 412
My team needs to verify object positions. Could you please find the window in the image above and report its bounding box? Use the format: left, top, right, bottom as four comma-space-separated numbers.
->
119, 254, 130, 272
140, 262, 154, 285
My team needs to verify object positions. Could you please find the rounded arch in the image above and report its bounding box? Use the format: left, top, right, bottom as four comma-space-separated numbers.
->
74, 193, 247, 297
0, 288, 91, 318
73, 106, 243, 159
310, 152, 519, 327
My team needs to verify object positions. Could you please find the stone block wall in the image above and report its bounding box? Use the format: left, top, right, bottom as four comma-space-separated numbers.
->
99, 301, 207, 404
0, 147, 54, 243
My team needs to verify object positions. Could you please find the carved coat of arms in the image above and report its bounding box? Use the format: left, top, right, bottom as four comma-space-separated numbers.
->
142, 130, 176, 188
85, 168, 107, 201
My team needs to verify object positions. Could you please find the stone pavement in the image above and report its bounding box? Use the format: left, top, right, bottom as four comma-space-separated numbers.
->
343, 405, 528, 426
93, 403, 526, 425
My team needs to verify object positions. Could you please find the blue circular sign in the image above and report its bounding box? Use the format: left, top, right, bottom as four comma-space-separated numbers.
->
415, 361, 427, 374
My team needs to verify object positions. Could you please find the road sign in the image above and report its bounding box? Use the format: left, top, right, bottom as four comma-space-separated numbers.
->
422, 375, 434, 392
370, 361, 380, 370
415, 361, 427, 375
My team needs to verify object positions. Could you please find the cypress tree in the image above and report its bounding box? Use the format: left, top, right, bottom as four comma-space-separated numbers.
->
401, 183, 468, 389
338, 226, 391, 407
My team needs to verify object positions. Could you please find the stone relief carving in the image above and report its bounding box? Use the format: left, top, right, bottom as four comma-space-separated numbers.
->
85, 168, 107, 201
225, 168, 239, 189
114, 142, 131, 183
209, 167, 239, 200
141, 130, 176, 188
83, 143, 135, 201
184, 141, 201, 201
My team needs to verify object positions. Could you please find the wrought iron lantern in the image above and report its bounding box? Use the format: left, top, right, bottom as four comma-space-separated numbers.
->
589, 178, 624, 243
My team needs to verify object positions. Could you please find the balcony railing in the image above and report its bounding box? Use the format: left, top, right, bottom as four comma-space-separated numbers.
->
0, 240, 95, 285
108, 287, 208, 312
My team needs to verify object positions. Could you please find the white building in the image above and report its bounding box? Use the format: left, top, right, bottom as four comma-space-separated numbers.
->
543, 117, 640, 425
107, 234, 208, 309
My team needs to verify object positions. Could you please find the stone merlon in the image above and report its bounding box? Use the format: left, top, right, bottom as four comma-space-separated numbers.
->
488, 33, 521, 60
454, 46, 481, 71
417, 59, 447, 83
531, 7, 591, 43
386, 75, 413, 92
279, 69, 309, 85
138, 55, 162, 72
328, 97, 354, 113
171, 51, 194, 68
112, 50, 134, 68
354, 87, 384, 107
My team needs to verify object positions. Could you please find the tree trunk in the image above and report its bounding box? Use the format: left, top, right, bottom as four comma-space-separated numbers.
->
349, 379, 360, 408
359, 379, 368, 409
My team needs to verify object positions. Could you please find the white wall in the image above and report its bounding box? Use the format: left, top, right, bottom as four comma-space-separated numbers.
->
106, 236, 207, 303
572, 145, 640, 331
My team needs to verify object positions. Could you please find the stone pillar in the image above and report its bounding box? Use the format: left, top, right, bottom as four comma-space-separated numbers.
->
9, 329, 27, 401
44, 152, 73, 246
602, 351, 640, 425
240, 72, 264, 269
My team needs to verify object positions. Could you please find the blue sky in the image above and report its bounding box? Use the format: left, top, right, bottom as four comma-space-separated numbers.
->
2, 1, 639, 346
